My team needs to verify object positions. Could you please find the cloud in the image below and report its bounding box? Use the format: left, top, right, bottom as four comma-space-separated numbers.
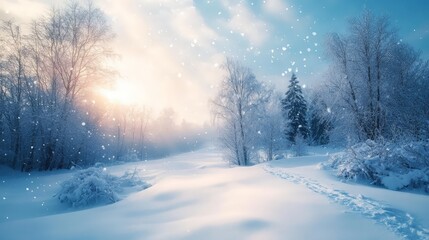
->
0, 0, 229, 124
0, 0, 49, 25
262, 0, 296, 22
170, 6, 219, 48
220, 1, 269, 47
96, 0, 223, 124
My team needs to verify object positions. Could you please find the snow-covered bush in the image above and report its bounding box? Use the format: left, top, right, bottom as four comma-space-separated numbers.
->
324, 140, 429, 192
57, 167, 119, 207
57, 167, 149, 208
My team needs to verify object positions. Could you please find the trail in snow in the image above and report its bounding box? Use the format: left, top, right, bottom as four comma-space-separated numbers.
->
264, 165, 429, 240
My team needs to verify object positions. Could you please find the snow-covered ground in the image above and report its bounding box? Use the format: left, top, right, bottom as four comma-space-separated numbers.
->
1, 147, 428, 240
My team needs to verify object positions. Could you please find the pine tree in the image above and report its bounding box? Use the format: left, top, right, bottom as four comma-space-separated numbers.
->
308, 91, 332, 145
309, 109, 331, 145
281, 73, 309, 143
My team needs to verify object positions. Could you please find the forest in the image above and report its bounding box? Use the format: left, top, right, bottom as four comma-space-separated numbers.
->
0, 2, 210, 171
213, 11, 429, 167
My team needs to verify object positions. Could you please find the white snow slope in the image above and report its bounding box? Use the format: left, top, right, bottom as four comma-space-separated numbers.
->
1, 147, 428, 240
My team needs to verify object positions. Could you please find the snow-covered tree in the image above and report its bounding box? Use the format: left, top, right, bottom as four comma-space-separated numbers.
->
259, 93, 285, 161
385, 43, 429, 140
0, 1, 114, 171
281, 73, 309, 143
212, 58, 271, 166
308, 89, 332, 145
0, 21, 28, 170
325, 10, 429, 142
35, 2, 113, 170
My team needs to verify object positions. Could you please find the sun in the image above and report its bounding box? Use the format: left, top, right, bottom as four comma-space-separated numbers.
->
100, 80, 135, 105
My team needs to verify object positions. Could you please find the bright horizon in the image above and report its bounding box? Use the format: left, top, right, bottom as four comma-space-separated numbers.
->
2, 0, 428, 124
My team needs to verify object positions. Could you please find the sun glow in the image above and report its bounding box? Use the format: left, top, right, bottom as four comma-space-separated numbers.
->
100, 81, 136, 105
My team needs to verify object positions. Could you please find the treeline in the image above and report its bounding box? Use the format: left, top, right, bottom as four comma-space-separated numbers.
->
212, 11, 429, 166
104, 106, 212, 162
0, 2, 113, 171
0, 2, 209, 172
211, 59, 327, 165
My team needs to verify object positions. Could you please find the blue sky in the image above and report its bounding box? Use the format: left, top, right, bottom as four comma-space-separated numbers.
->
193, 0, 429, 88
1, 0, 428, 123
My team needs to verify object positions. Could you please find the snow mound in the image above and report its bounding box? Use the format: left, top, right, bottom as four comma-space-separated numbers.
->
57, 167, 149, 208
323, 140, 429, 192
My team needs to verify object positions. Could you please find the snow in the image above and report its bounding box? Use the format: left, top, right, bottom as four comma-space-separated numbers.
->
1, 146, 428, 239
265, 165, 429, 239
381, 170, 428, 191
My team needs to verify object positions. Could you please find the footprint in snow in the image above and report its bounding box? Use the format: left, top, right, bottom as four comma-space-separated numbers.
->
264, 165, 429, 240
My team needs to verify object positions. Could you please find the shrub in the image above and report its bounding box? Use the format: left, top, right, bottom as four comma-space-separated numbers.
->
324, 140, 429, 192
57, 167, 149, 208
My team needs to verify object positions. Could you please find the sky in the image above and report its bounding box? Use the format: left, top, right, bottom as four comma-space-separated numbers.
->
1, 0, 429, 124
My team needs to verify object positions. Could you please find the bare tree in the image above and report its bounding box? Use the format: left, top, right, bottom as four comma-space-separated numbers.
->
259, 93, 284, 161
0, 21, 29, 169
386, 43, 429, 139
212, 58, 271, 166
0, 1, 114, 171
30, 1, 114, 169
326, 11, 394, 140
0, 52, 5, 163
325, 11, 429, 142
135, 107, 151, 159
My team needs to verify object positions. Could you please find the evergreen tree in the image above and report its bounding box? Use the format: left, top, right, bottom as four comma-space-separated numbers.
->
309, 109, 331, 145
308, 90, 332, 145
281, 73, 309, 143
